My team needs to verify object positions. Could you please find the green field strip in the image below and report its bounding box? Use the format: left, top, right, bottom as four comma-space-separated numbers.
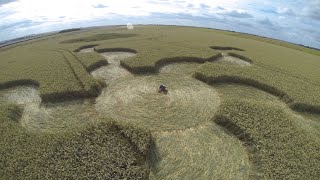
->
57, 50, 85, 89
254, 62, 320, 87
223, 32, 320, 57
74, 52, 108, 72
57, 50, 102, 98
214, 97, 320, 179
67, 50, 87, 69
194, 63, 320, 113
0, 47, 85, 102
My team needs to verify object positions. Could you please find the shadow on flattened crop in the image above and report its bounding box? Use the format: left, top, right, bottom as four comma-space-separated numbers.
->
0, 85, 97, 132
210, 46, 245, 51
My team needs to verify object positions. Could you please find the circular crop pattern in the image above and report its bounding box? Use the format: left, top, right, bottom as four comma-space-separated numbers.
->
95, 73, 220, 132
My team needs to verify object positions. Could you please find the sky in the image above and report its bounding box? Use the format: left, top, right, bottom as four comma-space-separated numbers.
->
0, 0, 320, 48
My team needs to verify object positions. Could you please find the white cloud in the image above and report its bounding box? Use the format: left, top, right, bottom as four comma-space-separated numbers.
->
0, 0, 319, 48
277, 7, 295, 16
218, 9, 253, 18
2, 0, 150, 23
1, 0, 250, 23
303, 0, 320, 20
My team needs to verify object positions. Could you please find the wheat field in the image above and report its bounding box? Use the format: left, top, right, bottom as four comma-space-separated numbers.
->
0, 25, 319, 179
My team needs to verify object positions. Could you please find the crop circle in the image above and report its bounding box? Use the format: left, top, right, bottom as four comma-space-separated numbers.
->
95, 74, 220, 131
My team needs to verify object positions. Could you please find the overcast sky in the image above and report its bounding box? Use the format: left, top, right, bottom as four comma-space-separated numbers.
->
1, 0, 320, 48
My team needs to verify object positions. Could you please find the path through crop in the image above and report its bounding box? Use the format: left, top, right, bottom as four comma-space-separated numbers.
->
91, 52, 135, 85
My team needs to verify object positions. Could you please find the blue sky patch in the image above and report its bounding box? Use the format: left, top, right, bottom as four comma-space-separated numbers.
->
0, 0, 319, 49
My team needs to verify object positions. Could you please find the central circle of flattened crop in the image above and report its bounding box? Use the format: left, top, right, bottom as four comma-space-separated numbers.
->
95, 74, 220, 131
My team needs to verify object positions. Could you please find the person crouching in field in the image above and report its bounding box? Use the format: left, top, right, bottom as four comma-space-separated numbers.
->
158, 84, 168, 94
